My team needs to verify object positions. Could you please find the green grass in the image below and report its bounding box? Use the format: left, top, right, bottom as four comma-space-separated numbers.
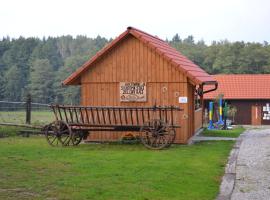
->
0, 126, 22, 137
0, 125, 40, 138
0, 126, 34, 137
202, 126, 245, 138
0, 111, 54, 125
0, 136, 234, 200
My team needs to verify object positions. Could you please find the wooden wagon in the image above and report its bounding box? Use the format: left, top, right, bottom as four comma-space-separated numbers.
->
43, 104, 181, 149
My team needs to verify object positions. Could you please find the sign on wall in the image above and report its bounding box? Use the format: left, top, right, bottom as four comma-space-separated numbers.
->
179, 96, 188, 103
120, 82, 146, 102
263, 103, 270, 120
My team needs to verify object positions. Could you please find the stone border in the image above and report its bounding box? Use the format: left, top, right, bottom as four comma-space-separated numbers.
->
187, 128, 204, 145
216, 131, 247, 200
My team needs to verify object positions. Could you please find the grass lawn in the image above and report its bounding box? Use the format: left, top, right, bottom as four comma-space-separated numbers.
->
0, 136, 234, 200
202, 126, 245, 138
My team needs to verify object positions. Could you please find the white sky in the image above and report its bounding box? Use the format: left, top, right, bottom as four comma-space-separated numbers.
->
0, 0, 269, 44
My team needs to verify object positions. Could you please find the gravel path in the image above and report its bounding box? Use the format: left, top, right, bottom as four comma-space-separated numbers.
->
230, 129, 270, 200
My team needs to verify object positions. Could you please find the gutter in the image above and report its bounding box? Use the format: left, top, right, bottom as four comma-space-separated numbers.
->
202, 81, 218, 94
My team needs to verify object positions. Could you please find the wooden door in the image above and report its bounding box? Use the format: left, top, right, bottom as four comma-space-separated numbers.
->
251, 104, 261, 125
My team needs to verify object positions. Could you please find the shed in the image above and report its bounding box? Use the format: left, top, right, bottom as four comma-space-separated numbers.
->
204, 74, 270, 125
63, 27, 217, 143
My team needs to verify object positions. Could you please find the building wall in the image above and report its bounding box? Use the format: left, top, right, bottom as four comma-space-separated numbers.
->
80, 35, 197, 143
229, 101, 252, 124
228, 100, 270, 125
204, 99, 270, 125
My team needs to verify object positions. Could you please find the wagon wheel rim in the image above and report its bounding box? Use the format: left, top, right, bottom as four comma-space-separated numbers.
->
44, 123, 61, 147
55, 120, 72, 146
164, 128, 176, 148
71, 131, 84, 146
140, 119, 174, 150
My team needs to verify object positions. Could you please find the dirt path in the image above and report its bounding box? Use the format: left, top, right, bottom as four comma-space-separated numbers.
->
231, 129, 270, 200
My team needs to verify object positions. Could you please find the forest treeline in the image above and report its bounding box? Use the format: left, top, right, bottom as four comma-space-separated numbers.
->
0, 34, 269, 104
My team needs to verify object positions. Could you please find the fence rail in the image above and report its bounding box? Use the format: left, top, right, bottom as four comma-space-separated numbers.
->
0, 95, 53, 127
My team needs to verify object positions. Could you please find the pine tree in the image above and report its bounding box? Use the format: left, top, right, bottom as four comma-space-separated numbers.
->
4, 65, 22, 101
29, 59, 54, 103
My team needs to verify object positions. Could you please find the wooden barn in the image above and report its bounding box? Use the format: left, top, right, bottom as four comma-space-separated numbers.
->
63, 27, 217, 143
204, 74, 270, 125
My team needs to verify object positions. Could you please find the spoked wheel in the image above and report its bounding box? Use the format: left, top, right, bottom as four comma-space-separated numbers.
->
140, 119, 176, 150
44, 123, 61, 147
165, 128, 176, 148
71, 130, 84, 146
44, 120, 72, 147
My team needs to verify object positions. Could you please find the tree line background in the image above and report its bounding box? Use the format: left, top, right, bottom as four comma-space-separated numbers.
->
0, 34, 269, 104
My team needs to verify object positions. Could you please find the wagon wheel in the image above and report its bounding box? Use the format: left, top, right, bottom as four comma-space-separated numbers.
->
165, 128, 176, 148
57, 121, 72, 146
44, 120, 72, 146
44, 123, 61, 147
71, 130, 84, 146
140, 119, 176, 150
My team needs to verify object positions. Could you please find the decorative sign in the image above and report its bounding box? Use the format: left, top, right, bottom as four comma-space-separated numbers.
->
179, 96, 188, 103
120, 82, 146, 102
263, 103, 270, 120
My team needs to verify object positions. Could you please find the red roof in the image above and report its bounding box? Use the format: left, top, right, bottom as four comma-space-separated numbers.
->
63, 27, 215, 85
204, 74, 270, 99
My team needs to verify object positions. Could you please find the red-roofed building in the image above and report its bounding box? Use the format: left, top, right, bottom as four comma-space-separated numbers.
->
204, 74, 270, 125
63, 27, 217, 143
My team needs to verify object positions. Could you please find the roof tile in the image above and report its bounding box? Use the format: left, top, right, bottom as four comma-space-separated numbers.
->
204, 74, 270, 99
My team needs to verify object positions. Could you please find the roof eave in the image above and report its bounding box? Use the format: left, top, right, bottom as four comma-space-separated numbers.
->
63, 29, 130, 85
202, 81, 218, 85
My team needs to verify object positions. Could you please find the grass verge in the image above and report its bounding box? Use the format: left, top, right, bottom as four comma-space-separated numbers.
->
0, 136, 234, 200
0, 125, 35, 138
202, 126, 245, 138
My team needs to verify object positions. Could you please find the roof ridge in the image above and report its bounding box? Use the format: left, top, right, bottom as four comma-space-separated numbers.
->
63, 27, 215, 85
127, 26, 164, 42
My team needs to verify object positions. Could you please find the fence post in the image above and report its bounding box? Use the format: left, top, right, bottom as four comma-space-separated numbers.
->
26, 94, 31, 124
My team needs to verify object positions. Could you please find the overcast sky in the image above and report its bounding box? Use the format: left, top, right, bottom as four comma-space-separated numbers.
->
0, 0, 269, 44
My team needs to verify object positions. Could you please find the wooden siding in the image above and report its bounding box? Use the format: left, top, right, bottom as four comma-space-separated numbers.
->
80, 35, 192, 143
194, 108, 203, 131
